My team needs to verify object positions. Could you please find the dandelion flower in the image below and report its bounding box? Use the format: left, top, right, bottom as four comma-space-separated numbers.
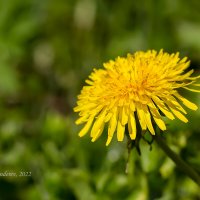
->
74, 50, 200, 146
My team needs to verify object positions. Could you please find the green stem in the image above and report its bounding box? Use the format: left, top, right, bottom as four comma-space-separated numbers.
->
154, 133, 200, 186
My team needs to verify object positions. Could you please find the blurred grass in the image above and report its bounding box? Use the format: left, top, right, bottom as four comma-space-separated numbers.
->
0, 0, 200, 199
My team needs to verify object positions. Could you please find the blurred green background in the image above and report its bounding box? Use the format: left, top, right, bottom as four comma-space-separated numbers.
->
0, 0, 200, 199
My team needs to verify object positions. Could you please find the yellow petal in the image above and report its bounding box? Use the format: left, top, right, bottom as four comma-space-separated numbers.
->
74, 106, 81, 112
174, 93, 198, 110
178, 69, 194, 80
193, 83, 200, 86
152, 96, 175, 120
163, 96, 187, 114
90, 109, 107, 137
183, 87, 200, 93
130, 101, 135, 111
108, 108, 118, 136
78, 116, 94, 137
168, 61, 190, 77
106, 136, 112, 146
106, 108, 118, 146
108, 99, 117, 110
118, 98, 125, 106
141, 105, 155, 135
176, 61, 190, 71
169, 107, 188, 123
91, 123, 105, 142
136, 103, 147, 130
75, 115, 88, 125
104, 112, 112, 122
74, 103, 96, 112
85, 79, 93, 85
120, 107, 128, 125
89, 104, 104, 116
117, 120, 125, 141
148, 102, 166, 131
128, 113, 136, 139
179, 56, 188, 63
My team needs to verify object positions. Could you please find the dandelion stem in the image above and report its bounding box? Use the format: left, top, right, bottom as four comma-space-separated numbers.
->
154, 133, 200, 186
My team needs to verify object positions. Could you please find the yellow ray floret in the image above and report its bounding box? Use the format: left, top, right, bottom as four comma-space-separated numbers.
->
74, 49, 200, 145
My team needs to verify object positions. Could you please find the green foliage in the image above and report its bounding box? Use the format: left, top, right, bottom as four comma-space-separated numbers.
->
0, 0, 200, 199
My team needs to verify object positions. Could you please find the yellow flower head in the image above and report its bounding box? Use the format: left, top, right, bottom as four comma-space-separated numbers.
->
74, 50, 200, 146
